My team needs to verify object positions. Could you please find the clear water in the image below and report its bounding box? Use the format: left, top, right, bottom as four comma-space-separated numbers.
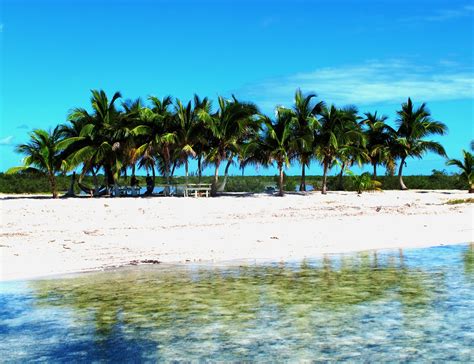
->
1, 244, 473, 361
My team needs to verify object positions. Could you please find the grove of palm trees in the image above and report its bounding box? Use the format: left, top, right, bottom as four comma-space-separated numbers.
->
10, 88, 465, 198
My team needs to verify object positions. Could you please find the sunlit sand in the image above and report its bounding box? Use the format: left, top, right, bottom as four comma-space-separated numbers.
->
0, 190, 472, 281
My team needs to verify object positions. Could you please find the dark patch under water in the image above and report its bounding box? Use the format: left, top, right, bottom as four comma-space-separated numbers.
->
1, 244, 473, 361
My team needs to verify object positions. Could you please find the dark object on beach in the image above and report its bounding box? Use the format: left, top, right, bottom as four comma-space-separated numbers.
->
141, 259, 161, 264
129, 259, 161, 265
264, 185, 276, 194
145, 174, 154, 195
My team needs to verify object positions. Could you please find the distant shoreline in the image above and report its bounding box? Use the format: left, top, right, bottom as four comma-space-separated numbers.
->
1, 190, 472, 282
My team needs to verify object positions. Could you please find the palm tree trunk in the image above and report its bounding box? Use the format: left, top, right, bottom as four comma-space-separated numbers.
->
185, 159, 189, 185
197, 155, 202, 183
66, 172, 76, 197
224, 158, 232, 176
337, 162, 346, 190
211, 159, 221, 197
217, 157, 232, 192
104, 164, 115, 195
373, 162, 377, 178
322, 162, 329, 194
49, 173, 58, 198
398, 157, 408, 190
164, 166, 170, 195
300, 163, 306, 191
163, 145, 171, 192
92, 168, 99, 196
170, 161, 177, 178
278, 163, 284, 196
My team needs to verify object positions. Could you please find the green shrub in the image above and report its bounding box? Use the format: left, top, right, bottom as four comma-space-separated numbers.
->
0, 172, 466, 194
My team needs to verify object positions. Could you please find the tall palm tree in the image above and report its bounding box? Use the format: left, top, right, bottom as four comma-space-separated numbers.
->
120, 98, 146, 181
244, 108, 295, 196
192, 95, 213, 182
58, 115, 90, 195
315, 105, 364, 194
333, 107, 366, 190
7, 127, 68, 198
394, 98, 447, 190
446, 149, 473, 193
133, 96, 176, 189
362, 111, 396, 177
291, 89, 324, 191
174, 99, 199, 184
65, 90, 123, 190
199, 96, 258, 195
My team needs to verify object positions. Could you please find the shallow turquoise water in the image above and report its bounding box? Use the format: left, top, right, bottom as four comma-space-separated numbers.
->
1, 244, 473, 361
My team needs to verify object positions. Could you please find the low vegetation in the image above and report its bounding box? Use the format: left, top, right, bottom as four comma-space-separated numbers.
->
0, 172, 467, 195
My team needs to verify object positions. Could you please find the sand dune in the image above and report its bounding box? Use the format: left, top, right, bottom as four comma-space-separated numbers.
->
0, 190, 472, 281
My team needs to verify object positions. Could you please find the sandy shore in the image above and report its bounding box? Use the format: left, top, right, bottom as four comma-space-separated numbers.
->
0, 190, 472, 281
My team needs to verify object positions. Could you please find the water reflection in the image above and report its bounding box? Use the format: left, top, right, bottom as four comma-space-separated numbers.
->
464, 243, 474, 277
1, 245, 473, 361
30, 252, 435, 358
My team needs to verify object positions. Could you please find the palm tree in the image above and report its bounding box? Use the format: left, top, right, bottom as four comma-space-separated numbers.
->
65, 90, 123, 191
446, 150, 473, 193
192, 95, 213, 183
333, 108, 366, 190
394, 98, 447, 190
174, 99, 199, 184
315, 105, 364, 194
120, 98, 146, 181
199, 96, 258, 195
244, 108, 295, 196
133, 96, 176, 190
7, 127, 68, 198
291, 89, 324, 191
58, 114, 90, 195
362, 111, 396, 177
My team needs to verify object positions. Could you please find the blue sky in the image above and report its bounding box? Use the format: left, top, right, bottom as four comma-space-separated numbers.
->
1, 0, 473, 176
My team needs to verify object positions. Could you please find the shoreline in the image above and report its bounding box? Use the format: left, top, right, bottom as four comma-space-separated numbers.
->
3, 241, 470, 284
1, 190, 472, 282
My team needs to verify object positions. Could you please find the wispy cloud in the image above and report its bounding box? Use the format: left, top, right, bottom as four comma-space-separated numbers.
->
401, 4, 474, 22
260, 16, 280, 28
0, 136, 14, 146
236, 59, 474, 109
16, 124, 29, 130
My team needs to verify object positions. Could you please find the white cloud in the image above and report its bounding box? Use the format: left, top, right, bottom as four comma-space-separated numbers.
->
0, 136, 14, 145
237, 59, 474, 109
402, 4, 474, 22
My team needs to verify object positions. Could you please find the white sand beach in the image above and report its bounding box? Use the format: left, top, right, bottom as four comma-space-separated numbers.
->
0, 190, 472, 281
